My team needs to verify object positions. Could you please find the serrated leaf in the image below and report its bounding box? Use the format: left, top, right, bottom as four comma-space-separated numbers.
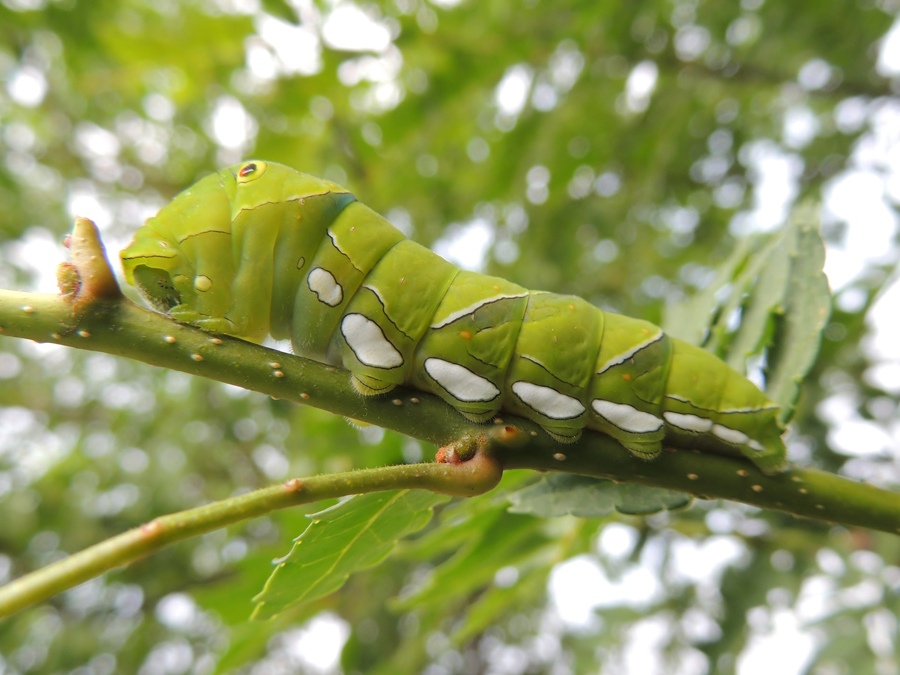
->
764, 204, 831, 424
704, 232, 791, 367
507, 474, 692, 518
394, 511, 547, 611
660, 206, 830, 419
451, 565, 551, 644
251, 490, 448, 620
721, 236, 791, 371
663, 238, 754, 345
705, 236, 783, 359
399, 504, 504, 561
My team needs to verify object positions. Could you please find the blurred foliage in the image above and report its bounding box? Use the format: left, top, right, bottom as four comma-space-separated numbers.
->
1, 0, 900, 673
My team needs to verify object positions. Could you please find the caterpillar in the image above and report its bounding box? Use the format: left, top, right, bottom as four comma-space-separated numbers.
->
120, 161, 787, 474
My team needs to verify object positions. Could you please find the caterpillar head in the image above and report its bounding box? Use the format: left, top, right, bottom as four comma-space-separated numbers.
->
120, 161, 350, 338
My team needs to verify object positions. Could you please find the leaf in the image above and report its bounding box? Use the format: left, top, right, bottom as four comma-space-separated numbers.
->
450, 565, 551, 644
260, 0, 298, 23
612, 482, 693, 516
661, 203, 831, 425
393, 509, 549, 611
397, 472, 534, 561
662, 238, 755, 345
507, 474, 692, 518
251, 490, 448, 620
764, 204, 831, 424
704, 234, 788, 363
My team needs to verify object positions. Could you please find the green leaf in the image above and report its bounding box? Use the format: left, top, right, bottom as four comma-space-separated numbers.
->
720, 235, 791, 372
612, 482, 693, 516
260, 0, 298, 23
662, 238, 755, 345
660, 204, 831, 425
507, 474, 692, 518
251, 490, 448, 620
700, 233, 787, 363
393, 509, 548, 611
764, 204, 831, 424
450, 565, 551, 644
397, 472, 534, 561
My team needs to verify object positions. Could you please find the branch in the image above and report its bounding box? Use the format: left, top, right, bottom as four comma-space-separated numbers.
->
1, 221, 899, 535
0, 451, 503, 618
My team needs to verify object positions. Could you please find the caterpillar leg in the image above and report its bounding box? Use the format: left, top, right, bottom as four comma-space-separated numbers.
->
542, 426, 582, 444
608, 432, 662, 460
459, 409, 500, 423
586, 314, 671, 460
351, 373, 396, 396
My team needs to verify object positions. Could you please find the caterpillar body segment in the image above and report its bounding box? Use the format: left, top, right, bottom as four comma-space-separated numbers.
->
120, 161, 787, 474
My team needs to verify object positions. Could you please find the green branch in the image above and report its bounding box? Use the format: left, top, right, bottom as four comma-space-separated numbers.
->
1, 217, 900, 617
0, 452, 503, 618
1, 219, 898, 532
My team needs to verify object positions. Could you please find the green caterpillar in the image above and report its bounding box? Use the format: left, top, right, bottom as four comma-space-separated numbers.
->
120, 161, 787, 474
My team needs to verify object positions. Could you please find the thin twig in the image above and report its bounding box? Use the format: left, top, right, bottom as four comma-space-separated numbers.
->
0, 451, 502, 618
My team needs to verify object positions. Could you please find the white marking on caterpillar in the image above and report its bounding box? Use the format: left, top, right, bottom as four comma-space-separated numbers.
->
326, 228, 345, 253
307, 268, 343, 307
597, 329, 664, 374
341, 314, 403, 368
194, 275, 212, 292
521, 354, 552, 371
512, 381, 585, 419
748, 439, 765, 452
424, 358, 500, 402
362, 283, 387, 306
591, 399, 663, 433
362, 284, 412, 339
711, 424, 751, 446
663, 411, 713, 433
326, 229, 362, 271
430, 293, 528, 329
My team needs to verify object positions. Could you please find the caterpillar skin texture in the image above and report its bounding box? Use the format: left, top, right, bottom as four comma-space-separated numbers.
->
121, 161, 787, 474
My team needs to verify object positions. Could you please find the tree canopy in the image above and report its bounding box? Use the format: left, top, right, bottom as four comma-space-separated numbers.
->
1, 1, 899, 673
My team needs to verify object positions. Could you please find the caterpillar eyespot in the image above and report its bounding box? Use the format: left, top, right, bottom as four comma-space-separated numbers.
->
237, 161, 267, 182
120, 161, 787, 474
